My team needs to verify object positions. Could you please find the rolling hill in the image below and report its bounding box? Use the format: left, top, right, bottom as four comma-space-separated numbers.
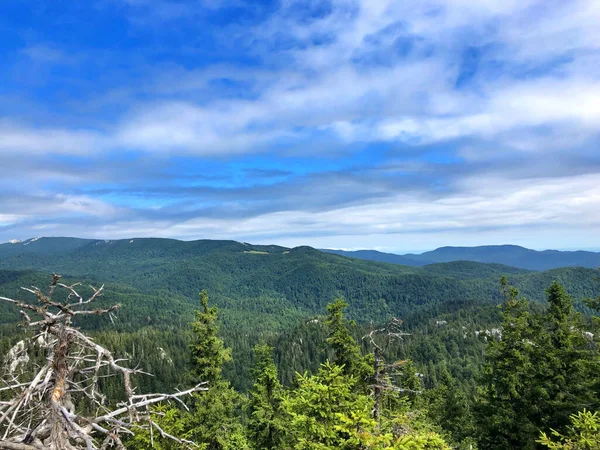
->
322, 244, 600, 271
1, 236, 599, 392
1, 237, 598, 330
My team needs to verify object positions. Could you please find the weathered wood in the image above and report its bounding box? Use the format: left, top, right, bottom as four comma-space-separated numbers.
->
0, 274, 206, 449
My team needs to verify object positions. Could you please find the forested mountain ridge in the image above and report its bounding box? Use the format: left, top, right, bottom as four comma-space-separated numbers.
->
1, 238, 599, 332
323, 244, 600, 270
1, 269, 597, 449
1, 237, 600, 448
1, 237, 599, 394
5, 237, 600, 273
321, 249, 431, 266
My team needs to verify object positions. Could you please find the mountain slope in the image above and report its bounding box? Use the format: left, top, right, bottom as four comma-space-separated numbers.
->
321, 249, 430, 266
1, 237, 599, 393
1, 238, 598, 330
323, 245, 600, 271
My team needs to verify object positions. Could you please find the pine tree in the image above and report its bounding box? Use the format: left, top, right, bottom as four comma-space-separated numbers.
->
475, 277, 539, 450
395, 359, 422, 404
325, 298, 373, 385
538, 409, 600, 449
583, 272, 600, 405
247, 343, 286, 450
190, 290, 232, 384
184, 290, 249, 450
427, 365, 474, 448
538, 281, 600, 434
282, 361, 382, 450
282, 361, 451, 449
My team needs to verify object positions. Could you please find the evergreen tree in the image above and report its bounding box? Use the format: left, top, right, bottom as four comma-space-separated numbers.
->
282, 360, 451, 449
475, 277, 539, 449
538, 282, 599, 433
189, 290, 232, 384
282, 361, 383, 450
184, 290, 249, 449
427, 365, 474, 448
395, 359, 422, 404
247, 343, 287, 450
325, 298, 373, 385
477, 279, 600, 449
583, 272, 600, 403
538, 409, 600, 450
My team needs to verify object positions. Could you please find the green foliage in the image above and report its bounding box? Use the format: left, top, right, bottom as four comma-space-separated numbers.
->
1, 241, 600, 450
126, 291, 248, 450
476, 278, 600, 449
394, 360, 422, 405
183, 385, 249, 450
247, 343, 286, 450
325, 298, 373, 384
475, 278, 543, 449
538, 410, 600, 449
184, 291, 248, 449
427, 365, 474, 447
282, 361, 381, 449
1, 240, 599, 395
536, 282, 600, 434
126, 405, 189, 450
282, 360, 450, 450
189, 290, 232, 384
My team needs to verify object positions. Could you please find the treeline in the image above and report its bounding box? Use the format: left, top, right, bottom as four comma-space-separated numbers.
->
2, 239, 600, 334
127, 293, 453, 449
475, 278, 600, 449
1, 270, 599, 448
122, 277, 598, 449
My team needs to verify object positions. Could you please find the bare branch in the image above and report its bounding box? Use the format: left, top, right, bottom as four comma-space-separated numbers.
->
363, 317, 415, 429
0, 274, 205, 449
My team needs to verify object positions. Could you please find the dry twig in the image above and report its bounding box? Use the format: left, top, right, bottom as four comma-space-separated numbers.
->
362, 317, 414, 428
0, 274, 206, 449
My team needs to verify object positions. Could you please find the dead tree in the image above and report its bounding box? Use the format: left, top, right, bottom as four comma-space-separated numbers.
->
0, 274, 207, 450
362, 317, 415, 429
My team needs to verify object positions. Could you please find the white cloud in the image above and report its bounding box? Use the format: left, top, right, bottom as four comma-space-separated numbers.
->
6, 0, 600, 159
111, 0, 600, 156
6, 172, 599, 251
3, 0, 600, 249
0, 193, 120, 220
0, 123, 105, 155
377, 78, 600, 145
0, 215, 22, 227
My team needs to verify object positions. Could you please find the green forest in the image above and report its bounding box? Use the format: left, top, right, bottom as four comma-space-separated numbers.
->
0, 238, 599, 448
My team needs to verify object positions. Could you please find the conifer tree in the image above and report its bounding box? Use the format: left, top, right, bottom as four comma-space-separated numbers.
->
282, 361, 381, 449
325, 298, 373, 385
190, 290, 232, 383
475, 277, 539, 450
538, 282, 599, 434
183, 290, 248, 449
247, 343, 286, 450
583, 272, 600, 402
427, 366, 474, 448
538, 409, 600, 449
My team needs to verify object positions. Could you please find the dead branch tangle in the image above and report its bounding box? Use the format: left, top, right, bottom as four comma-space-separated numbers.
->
0, 274, 206, 450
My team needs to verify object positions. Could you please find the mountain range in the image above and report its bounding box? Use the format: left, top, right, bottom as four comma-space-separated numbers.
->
322, 245, 600, 271
1, 236, 599, 392
1, 238, 598, 328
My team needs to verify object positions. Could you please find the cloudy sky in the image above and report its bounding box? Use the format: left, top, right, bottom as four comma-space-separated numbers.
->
1, 0, 599, 252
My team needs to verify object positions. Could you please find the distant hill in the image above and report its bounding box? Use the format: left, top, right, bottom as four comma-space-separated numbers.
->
322, 245, 600, 271
321, 249, 430, 266
0, 237, 98, 255
1, 238, 598, 323
1, 236, 599, 392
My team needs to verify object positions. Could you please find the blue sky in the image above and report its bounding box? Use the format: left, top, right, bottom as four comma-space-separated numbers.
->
1, 0, 600, 252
